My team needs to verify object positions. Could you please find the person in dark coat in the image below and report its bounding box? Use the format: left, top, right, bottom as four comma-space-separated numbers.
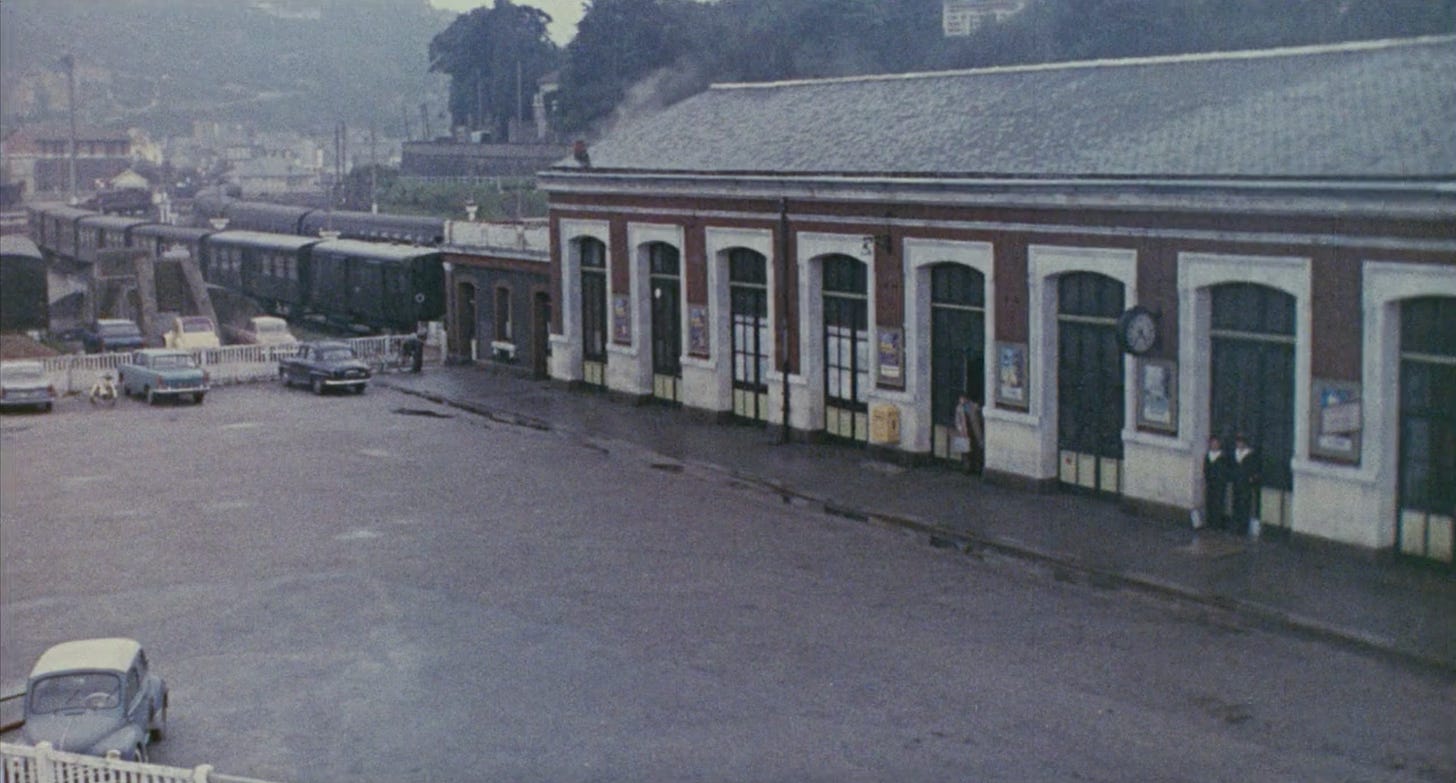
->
408, 329, 426, 373
1203, 436, 1230, 531
1230, 433, 1261, 537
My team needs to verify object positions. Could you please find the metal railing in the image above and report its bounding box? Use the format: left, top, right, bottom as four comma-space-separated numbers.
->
3, 741, 216, 783
1, 334, 424, 396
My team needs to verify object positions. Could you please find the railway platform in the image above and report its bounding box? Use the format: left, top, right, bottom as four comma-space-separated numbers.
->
380, 364, 1456, 674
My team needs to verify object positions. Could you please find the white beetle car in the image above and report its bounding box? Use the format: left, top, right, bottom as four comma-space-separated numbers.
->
22, 638, 169, 762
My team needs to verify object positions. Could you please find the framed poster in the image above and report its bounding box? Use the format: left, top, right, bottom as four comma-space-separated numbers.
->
611, 294, 631, 344
1136, 358, 1177, 433
994, 341, 1028, 409
877, 327, 904, 387
687, 304, 710, 357
1310, 379, 1362, 463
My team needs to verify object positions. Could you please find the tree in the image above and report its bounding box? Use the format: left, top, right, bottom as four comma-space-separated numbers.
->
429, 0, 559, 141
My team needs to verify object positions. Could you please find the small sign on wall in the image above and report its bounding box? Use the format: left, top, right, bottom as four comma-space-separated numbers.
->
1136, 358, 1177, 433
1311, 378, 1362, 463
612, 294, 631, 344
688, 305, 710, 357
995, 342, 1028, 409
877, 327, 903, 388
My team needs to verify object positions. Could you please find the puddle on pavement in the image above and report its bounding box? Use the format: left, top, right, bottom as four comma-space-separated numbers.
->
392, 408, 453, 418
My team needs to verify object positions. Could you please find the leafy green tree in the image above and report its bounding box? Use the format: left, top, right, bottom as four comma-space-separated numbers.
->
429, 0, 560, 141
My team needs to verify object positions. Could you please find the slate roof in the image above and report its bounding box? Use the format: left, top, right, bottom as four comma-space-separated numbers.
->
567, 36, 1456, 179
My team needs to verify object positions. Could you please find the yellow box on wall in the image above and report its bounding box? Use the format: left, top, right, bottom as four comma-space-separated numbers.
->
869, 404, 901, 445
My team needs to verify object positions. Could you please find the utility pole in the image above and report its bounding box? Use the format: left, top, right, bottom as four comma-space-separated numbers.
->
62, 54, 78, 205
369, 122, 377, 215
778, 198, 792, 444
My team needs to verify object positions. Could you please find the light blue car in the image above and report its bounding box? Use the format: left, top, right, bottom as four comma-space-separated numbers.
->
22, 638, 169, 762
118, 349, 210, 405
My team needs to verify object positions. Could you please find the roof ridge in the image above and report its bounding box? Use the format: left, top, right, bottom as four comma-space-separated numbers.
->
711, 34, 1456, 91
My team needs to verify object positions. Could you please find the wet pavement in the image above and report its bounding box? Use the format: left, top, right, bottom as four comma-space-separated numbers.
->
379, 364, 1456, 674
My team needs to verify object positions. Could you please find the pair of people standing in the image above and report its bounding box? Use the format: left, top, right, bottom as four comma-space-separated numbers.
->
1203, 434, 1261, 536
952, 394, 985, 475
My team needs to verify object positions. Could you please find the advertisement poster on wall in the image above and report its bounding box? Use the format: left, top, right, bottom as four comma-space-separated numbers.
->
612, 294, 631, 344
877, 327, 903, 387
688, 305, 710, 357
995, 342, 1027, 408
1311, 379, 1362, 463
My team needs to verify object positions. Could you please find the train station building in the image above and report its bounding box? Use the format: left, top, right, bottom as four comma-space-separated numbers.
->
538, 36, 1456, 563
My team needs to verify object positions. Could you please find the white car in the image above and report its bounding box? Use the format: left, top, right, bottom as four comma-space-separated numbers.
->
162, 315, 221, 350
224, 315, 297, 346
0, 360, 56, 412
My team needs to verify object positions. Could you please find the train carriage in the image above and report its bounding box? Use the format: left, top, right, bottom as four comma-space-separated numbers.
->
130, 223, 213, 264
0, 235, 49, 332
29, 204, 95, 264
300, 210, 445, 246
201, 231, 321, 314
309, 239, 444, 331
220, 201, 313, 235
75, 214, 148, 265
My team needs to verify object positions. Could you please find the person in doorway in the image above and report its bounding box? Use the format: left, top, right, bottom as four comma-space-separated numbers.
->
1230, 433, 1261, 537
953, 394, 985, 475
1202, 436, 1230, 531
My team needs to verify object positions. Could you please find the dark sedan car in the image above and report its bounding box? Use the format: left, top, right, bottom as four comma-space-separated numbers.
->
278, 340, 371, 395
82, 319, 146, 354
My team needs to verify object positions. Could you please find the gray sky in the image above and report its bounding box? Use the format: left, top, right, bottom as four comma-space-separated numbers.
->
429, 0, 587, 44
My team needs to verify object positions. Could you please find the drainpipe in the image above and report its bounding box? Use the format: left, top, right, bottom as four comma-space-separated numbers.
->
778, 197, 791, 444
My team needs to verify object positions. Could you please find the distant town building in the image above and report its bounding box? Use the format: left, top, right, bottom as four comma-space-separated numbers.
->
943, 0, 1027, 36
0, 126, 133, 201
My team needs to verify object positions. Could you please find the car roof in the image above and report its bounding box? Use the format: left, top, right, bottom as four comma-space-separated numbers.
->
97, 318, 136, 327
2, 360, 45, 372
30, 638, 141, 678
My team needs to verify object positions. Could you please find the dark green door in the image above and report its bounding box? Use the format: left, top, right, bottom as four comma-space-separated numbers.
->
1398, 296, 1455, 565
730, 249, 769, 423
823, 255, 868, 443
648, 243, 682, 403
1210, 283, 1296, 531
579, 238, 607, 388
1057, 273, 1125, 494
931, 264, 985, 460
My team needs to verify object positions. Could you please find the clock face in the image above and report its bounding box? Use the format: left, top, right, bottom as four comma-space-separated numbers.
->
1119, 308, 1157, 355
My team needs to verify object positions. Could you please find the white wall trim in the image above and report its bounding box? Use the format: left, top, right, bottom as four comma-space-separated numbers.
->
553, 220, 611, 380
796, 232, 876, 433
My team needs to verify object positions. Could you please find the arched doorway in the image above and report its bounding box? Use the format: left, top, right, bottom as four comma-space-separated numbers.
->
455, 280, 476, 361
1057, 272, 1125, 494
729, 248, 769, 424
823, 254, 869, 443
648, 242, 682, 403
578, 237, 607, 389
930, 263, 985, 460
1210, 283, 1296, 532
1397, 296, 1455, 565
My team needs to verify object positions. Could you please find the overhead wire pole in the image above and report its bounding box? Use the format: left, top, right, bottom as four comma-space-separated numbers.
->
63, 53, 78, 205
779, 197, 792, 444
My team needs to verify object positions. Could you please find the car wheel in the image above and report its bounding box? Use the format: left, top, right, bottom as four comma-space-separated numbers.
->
195, 392, 206, 405
353, 384, 366, 395
43, 402, 53, 412
145, 387, 155, 405
280, 368, 291, 387
312, 377, 324, 395
150, 704, 167, 741
134, 743, 148, 763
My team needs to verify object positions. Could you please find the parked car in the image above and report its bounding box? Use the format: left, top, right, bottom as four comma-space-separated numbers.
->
22, 637, 168, 762
118, 349, 210, 404
0, 360, 56, 412
279, 340, 371, 395
223, 315, 297, 346
82, 318, 146, 354
162, 315, 221, 350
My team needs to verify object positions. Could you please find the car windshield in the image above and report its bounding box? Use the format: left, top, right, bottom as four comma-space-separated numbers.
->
29, 672, 122, 714
321, 349, 356, 361
152, 354, 197, 369
99, 323, 140, 337
1, 363, 44, 381
182, 317, 214, 333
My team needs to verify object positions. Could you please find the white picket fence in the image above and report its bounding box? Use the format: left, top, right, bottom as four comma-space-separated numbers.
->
1, 741, 287, 783
1, 335, 424, 397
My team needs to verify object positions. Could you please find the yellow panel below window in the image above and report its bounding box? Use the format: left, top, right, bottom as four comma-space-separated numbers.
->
1399, 510, 1428, 556
854, 411, 869, 443
584, 361, 605, 387
1260, 488, 1291, 528
1428, 515, 1454, 563
1077, 453, 1097, 489
1099, 458, 1121, 494
1059, 450, 1077, 484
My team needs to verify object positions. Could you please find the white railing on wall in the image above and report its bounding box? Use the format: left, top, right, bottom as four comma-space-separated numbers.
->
2, 740, 288, 783
1, 335, 423, 396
